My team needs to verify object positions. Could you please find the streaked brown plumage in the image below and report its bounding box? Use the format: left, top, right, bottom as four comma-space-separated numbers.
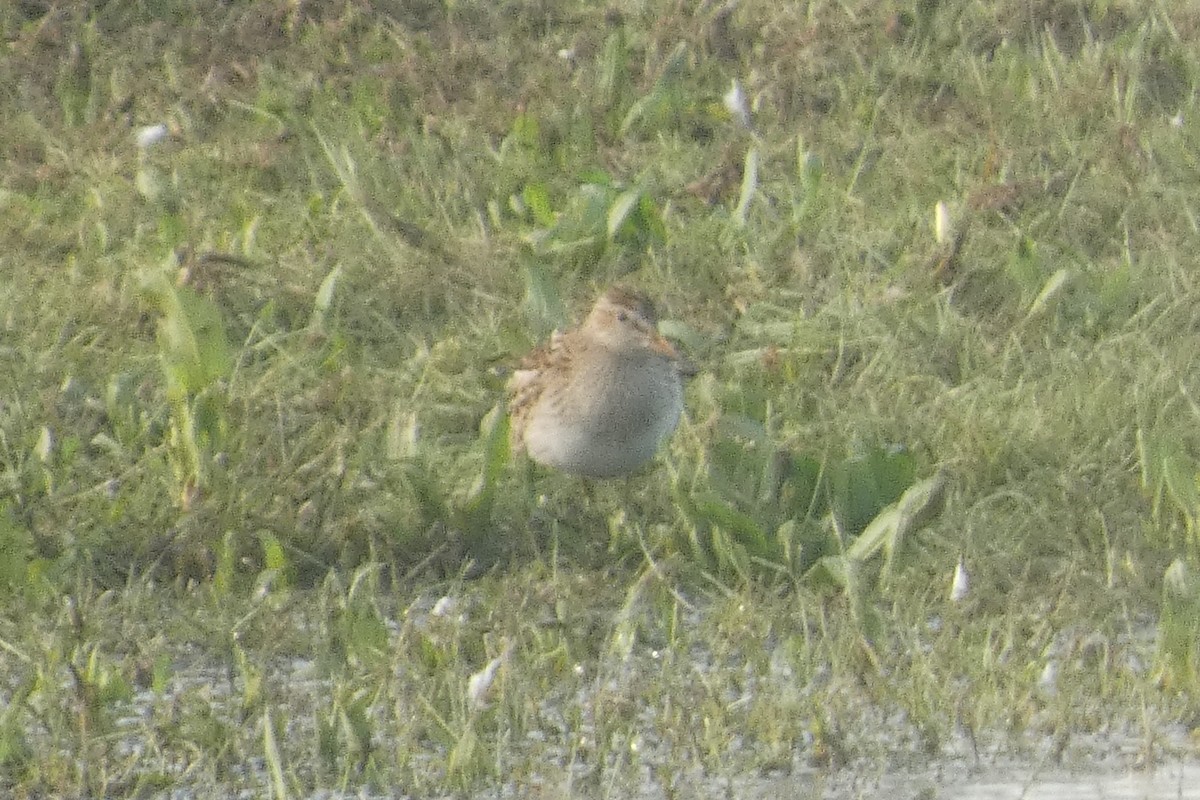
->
508, 287, 691, 478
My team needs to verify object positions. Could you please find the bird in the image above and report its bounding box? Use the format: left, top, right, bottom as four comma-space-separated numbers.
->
507, 286, 692, 478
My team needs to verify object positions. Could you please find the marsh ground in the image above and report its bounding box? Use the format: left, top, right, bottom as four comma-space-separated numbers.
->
2, 0, 1200, 797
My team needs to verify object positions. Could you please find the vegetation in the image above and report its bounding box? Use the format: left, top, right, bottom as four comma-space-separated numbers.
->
1, 0, 1199, 795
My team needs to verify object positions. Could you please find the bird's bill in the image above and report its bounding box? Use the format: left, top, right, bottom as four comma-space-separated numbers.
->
648, 332, 683, 359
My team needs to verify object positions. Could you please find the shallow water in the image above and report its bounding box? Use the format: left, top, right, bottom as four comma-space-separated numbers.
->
69, 597, 1200, 800
810, 755, 1200, 800
719, 759, 1200, 800
948, 766, 1200, 800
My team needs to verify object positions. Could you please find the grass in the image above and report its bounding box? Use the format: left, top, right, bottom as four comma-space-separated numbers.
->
1, 0, 1200, 796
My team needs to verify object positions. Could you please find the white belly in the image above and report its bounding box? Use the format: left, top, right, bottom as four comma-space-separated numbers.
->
523, 363, 682, 478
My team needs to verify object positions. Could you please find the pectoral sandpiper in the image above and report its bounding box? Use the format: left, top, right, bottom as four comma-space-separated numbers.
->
508, 287, 691, 478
